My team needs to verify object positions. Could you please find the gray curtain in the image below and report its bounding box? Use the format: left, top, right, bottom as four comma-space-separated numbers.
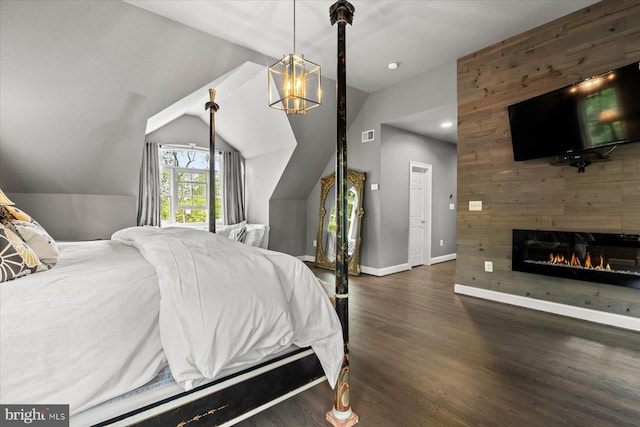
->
137, 142, 161, 226
223, 151, 245, 225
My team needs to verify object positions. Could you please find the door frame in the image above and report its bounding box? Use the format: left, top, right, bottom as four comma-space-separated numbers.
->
408, 161, 432, 267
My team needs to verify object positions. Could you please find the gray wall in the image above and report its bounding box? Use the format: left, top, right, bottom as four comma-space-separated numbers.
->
268, 78, 368, 254
353, 63, 456, 270
306, 62, 457, 270
6, 193, 135, 241
269, 199, 307, 255
380, 125, 457, 265
145, 114, 237, 152
306, 123, 457, 271
246, 147, 295, 226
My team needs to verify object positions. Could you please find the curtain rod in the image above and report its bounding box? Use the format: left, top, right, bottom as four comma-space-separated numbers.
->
159, 143, 219, 153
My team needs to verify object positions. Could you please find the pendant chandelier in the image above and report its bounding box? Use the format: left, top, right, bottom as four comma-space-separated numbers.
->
268, 0, 321, 115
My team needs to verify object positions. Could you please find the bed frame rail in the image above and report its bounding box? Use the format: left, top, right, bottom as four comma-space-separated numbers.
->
97, 349, 324, 427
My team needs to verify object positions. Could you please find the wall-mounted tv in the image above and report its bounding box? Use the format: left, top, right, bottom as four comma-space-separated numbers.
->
508, 61, 640, 162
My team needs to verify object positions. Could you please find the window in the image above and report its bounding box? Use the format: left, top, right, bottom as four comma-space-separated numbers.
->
159, 146, 222, 228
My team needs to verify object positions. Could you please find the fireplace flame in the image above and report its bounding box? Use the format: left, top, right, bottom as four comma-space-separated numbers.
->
548, 251, 611, 271
585, 253, 593, 269
570, 253, 581, 267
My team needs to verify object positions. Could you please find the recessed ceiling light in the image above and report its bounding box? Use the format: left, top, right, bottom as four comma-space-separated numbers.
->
440, 121, 453, 128
387, 62, 399, 70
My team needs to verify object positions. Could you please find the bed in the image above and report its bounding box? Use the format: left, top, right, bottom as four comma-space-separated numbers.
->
0, 223, 343, 425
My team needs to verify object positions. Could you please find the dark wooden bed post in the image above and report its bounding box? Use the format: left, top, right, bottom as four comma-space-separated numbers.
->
327, 1, 358, 426
205, 88, 219, 233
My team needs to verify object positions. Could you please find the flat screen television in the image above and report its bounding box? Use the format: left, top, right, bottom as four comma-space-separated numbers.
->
508, 61, 640, 162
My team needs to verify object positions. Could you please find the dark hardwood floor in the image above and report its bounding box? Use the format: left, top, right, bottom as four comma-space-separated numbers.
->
238, 261, 640, 426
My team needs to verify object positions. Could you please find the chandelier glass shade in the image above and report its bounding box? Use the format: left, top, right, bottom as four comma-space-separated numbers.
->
269, 53, 321, 115
268, 0, 321, 115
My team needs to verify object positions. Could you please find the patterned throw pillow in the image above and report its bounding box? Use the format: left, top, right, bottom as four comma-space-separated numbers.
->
0, 205, 59, 268
0, 223, 42, 282
228, 225, 247, 243
3, 220, 59, 267
1, 205, 34, 222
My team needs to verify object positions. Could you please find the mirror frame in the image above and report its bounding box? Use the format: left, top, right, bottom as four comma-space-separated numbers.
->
314, 169, 365, 275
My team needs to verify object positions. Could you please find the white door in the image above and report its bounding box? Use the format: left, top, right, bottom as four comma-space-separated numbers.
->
409, 162, 432, 267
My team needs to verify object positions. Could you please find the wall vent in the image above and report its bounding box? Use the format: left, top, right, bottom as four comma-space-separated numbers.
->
362, 129, 375, 143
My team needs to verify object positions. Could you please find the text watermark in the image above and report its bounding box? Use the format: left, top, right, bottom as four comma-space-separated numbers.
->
1, 405, 69, 426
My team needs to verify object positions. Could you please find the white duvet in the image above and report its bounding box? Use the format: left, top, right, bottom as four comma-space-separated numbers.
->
112, 226, 343, 389
0, 226, 343, 416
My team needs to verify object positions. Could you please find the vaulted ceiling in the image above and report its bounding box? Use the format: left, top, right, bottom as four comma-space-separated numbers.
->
125, 0, 599, 142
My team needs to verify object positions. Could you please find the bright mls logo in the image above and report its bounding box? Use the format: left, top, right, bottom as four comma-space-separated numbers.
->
1, 405, 69, 426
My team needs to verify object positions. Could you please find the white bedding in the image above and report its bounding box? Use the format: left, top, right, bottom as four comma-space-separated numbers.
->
112, 226, 343, 388
0, 227, 343, 417
0, 240, 166, 415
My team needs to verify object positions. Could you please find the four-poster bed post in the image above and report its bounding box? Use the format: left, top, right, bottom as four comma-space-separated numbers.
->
205, 88, 219, 233
328, 0, 358, 426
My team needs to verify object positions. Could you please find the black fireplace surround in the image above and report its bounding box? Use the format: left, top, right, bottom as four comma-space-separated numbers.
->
512, 229, 640, 289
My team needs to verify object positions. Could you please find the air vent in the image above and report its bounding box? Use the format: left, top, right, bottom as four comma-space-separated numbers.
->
362, 129, 374, 143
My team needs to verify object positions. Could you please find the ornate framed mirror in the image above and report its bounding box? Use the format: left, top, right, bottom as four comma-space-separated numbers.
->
314, 169, 365, 275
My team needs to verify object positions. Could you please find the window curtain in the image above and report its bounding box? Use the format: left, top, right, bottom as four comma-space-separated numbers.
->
137, 142, 161, 226
223, 151, 245, 225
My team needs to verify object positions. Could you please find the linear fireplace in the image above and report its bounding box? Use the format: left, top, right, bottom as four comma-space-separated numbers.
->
512, 230, 640, 289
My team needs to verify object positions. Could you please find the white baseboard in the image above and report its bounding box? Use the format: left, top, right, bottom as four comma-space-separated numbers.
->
363, 254, 456, 277
431, 253, 456, 264
298, 255, 399, 277
361, 263, 411, 277
299, 255, 454, 278
454, 284, 640, 332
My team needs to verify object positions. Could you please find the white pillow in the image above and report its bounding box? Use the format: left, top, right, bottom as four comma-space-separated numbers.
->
244, 224, 270, 248
216, 221, 247, 239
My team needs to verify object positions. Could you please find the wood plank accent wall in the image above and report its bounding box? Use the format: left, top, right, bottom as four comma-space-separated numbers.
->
456, 0, 640, 318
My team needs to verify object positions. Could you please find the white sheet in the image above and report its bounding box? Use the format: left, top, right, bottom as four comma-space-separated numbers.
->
0, 240, 166, 415
112, 226, 343, 388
